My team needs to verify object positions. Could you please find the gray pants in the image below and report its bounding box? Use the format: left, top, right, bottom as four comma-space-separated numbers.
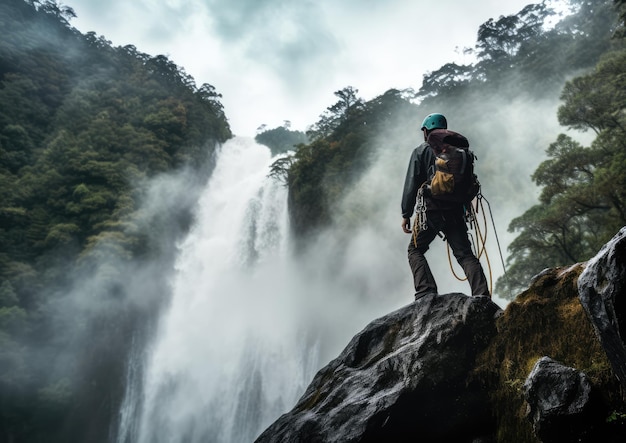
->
408, 209, 489, 298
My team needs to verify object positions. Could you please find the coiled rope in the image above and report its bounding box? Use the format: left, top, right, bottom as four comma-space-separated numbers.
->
412, 190, 508, 296
446, 193, 507, 296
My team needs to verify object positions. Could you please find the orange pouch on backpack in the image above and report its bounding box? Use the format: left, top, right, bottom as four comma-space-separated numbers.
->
430, 158, 454, 195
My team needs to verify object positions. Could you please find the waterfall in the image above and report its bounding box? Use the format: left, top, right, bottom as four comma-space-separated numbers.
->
114, 133, 453, 443
121, 137, 320, 443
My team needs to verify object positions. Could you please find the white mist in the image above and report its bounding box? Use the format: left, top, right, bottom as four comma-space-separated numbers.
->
117, 129, 510, 443
129, 138, 320, 443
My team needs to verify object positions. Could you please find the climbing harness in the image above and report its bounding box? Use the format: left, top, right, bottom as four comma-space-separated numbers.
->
412, 185, 428, 247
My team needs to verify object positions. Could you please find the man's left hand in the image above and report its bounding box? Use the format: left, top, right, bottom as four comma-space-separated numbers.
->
402, 218, 411, 234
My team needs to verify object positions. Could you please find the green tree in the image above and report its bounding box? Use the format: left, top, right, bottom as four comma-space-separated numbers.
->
474, 3, 551, 71
306, 86, 364, 140
286, 88, 417, 239
255, 124, 308, 156
0, 0, 232, 440
617, 0, 626, 37
417, 0, 615, 101
498, 48, 626, 297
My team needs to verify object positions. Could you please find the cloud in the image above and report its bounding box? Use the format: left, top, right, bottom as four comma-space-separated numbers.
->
69, 0, 537, 134
206, 0, 341, 89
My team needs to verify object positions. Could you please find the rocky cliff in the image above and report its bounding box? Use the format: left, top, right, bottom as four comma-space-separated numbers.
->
255, 228, 626, 443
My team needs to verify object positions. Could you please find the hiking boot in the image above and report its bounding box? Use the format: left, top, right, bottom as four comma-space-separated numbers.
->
414, 292, 437, 301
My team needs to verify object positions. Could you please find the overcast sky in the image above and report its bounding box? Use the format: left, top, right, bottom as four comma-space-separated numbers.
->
69, 0, 536, 136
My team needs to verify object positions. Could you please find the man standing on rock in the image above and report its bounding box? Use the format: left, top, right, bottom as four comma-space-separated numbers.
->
401, 113, 490, 300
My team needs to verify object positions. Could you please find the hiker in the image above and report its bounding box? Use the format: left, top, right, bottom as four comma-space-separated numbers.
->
401, 113, 490, 300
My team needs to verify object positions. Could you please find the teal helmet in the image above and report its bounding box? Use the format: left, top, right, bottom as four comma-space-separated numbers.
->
421, 113, 447, 130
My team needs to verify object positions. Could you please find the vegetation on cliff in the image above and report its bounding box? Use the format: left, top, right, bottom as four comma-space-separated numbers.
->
476, 265, 621, 441
255, 121, 308, 156
275, 0, 624, 297
2, 0, 626, 440
500, 44, 626, 295
0, 1, 231, 441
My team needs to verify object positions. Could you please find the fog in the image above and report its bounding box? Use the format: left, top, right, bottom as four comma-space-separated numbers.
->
111, 88, 581, 442
68, 0, 537, 135
24, 78, 595, 443
3, 1, 610, 441
114, 138, 318, 442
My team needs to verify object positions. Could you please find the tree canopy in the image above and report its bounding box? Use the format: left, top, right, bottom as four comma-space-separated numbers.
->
284, 87, 417, 241
497, 46, 626, 296
254, 122, 309, 156
1, 0, 625, 439
283, 0, 620, 265
0, 1, 231, 440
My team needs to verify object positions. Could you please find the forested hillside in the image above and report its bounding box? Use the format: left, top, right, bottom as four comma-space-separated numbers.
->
273, 0, 624, 297
0, 0, 231, 441
2, 0, 625, 441
503, 35, 626, 294
254, 122, 308, 156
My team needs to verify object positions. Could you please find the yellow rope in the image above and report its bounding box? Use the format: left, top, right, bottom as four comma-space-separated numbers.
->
445, 197, 494, 294
473, 203, 494, 294
469, 199, 486, 259
447, 241, 467, 282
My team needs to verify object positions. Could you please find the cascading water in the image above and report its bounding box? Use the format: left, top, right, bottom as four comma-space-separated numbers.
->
122, 137, 321, 443
116, 132, 482, 443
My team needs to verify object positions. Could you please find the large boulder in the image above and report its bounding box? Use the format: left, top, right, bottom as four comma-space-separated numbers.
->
254, 228, 626, 443
255, 293, 502, 443
523, 356, 592, 443
578, 227, 626, 398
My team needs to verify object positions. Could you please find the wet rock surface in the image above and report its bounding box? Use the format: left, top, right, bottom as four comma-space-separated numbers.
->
255, 294, 502, 443
255, 228, 626, 443
578, 227, 626, 397
523, 356, 592, 442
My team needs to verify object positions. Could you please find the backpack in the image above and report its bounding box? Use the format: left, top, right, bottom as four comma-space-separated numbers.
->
426, 129, 480, 203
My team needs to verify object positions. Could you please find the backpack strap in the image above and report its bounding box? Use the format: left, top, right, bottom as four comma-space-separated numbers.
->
457, 147, 467, 175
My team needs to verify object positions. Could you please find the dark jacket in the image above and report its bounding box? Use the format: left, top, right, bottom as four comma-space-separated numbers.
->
401, 142, 461, 219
